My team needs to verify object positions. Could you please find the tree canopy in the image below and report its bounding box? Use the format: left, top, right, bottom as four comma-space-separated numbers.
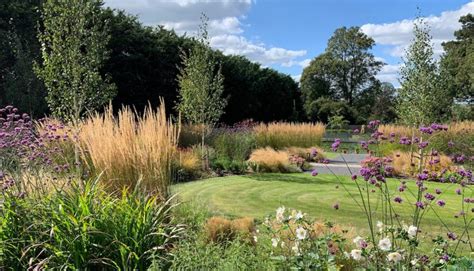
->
441, 14, 474, 104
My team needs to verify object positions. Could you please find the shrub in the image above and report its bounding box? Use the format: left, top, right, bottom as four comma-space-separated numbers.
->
178, 124, 209, 148
211, 129, 256, 162
285, 146, 326, 162
79, 101, 178, 197
204, 216, 255, 244
175, 148, 202, 182
254, 122, 325, 149
248, 148, 300, 173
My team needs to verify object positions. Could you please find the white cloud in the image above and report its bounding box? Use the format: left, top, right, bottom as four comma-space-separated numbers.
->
376, 64, 401, 86
105, 0, 252, 24
161, 16, 243, 35
361, 2, 474, 57
105, 0, 308, 67
292, 74, 301, 82
211, 34, 307, 66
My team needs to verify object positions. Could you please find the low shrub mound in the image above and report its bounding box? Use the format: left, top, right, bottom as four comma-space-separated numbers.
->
248, 147, 301, 173
204, 216, 255, 244
254, 122, 325, 149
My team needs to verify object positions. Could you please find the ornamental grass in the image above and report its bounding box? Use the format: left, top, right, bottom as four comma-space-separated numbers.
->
254, 122, 325, 149
79, 101, 178, 197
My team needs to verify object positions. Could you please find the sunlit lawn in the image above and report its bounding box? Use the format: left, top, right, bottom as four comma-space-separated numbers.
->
173, 173, 473, 254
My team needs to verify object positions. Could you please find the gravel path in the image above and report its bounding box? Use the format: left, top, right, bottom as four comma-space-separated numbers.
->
308, 153, 367, 176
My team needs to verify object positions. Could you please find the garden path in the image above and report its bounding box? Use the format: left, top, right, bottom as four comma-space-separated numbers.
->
309, 153, 367, 176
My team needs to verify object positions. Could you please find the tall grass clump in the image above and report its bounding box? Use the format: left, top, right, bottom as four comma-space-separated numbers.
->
0, 178, 182, 270
254, 122, 325, 149
79, 101, 178, 196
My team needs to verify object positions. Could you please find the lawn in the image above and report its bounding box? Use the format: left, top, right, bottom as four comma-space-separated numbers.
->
173, 173, 473, 254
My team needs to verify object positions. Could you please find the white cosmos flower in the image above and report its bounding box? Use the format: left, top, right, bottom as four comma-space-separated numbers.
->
276, 206, 285, 222
271, 238, 279, 247
295, 227, 307, 240
410, 259, 418, 266
387, 252, 402, 262
353, 236, 366, 248
253, 235, 258, 242
378, 237, 392, 251
376, 221, 384, 231
350, 249, 363, 261
407, 225, 418, 239
295, 211, 304, 220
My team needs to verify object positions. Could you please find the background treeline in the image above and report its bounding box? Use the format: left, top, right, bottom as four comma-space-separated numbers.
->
1, 1, 472, 124
0, 1, 302, 123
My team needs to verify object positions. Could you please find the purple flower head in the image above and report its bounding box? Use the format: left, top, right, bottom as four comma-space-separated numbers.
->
418, 141, 429, 149
456, 188, 461, 195
351, 174, 357, 181
333, 203, 339, 210
415, 201, 425, 209
394, 196, 403, 203
310, 148, 318, 157
437, 200, 446, 207
367, 120, 380, 129
353, 129, 360, 134
417, 173, 429, 181
399, 136, 411, 145
389, 132, 396, 138
447, 232, 457, 240
448, 141, 454, 148
440, 254, 450, 262
424, 193, 435, 201
420, 126, 433, 134
435, 189, 442, 194
311, 169, 318, 177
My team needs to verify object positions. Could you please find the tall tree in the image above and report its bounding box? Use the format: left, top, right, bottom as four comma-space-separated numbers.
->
301, 27, 383, 122
176, 14, 227, 165
35, 0, 116, 122
440, 14, 473, 104
0, 0, 47, 117
397, 16, 448, 126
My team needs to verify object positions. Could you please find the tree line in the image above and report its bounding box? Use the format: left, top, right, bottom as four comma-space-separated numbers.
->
0, 0, 472, 125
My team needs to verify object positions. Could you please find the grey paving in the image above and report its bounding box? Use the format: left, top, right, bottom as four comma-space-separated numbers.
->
308, 153, 367, 176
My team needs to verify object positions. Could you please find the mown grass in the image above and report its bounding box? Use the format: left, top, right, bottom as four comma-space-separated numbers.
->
173, 173, 473, 254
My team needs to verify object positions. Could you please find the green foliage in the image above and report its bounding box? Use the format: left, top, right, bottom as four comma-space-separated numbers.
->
176, 14, 226, 127
212, 130, 256, 162
327, 114, 349, 130
301, 27, 384, 123
397, 16, 450, 126
440, 14, 474, 105
0, 0, 47, 117
0, 179, 182, 270
169, 237, 275, 270
35, 0, 116, 121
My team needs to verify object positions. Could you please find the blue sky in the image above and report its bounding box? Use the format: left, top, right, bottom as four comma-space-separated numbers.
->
105, 0, 474, 87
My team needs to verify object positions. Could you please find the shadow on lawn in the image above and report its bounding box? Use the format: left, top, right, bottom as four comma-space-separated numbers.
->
245, 173, 339, 185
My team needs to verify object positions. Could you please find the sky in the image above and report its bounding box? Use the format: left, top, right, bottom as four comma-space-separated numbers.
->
104, 0, 474, 87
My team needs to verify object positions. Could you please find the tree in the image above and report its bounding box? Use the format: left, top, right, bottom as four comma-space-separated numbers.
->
35, 0, 116, 122
176, 14, 227, 166
0, 0, 47, 117
301, 27, 383, 122
440, 14, 474, 105
397, 16, 448, 126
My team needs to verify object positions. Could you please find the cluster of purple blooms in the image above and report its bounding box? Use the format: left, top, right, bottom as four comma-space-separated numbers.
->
0, 106, 75, 186
321, 119, 474, 242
